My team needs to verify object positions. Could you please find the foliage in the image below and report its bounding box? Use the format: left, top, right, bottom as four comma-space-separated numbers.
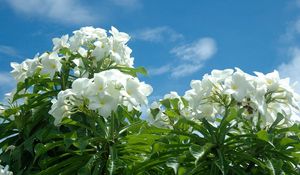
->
0, 26, 299, 175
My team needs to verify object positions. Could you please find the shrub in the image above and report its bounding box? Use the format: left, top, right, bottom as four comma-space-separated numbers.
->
0, 26, 299, 175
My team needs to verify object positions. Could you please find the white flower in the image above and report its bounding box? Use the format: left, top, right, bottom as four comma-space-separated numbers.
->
109, 26, 130, 43
88, 93, 118, 118
92, 41, 109, 61
73, 58, 87, 78
72, 78, 91, 97
40, 52, 62, 79
10, 55, 41, 82
164, 91, 180, 99
198, 103, 219, 120
77, 26, 107, 41
147, 102, 171, 128
224, 69, 254, 102
254, 70, 280, 92
24, 56, 41, 77
10, 61, 28, 82
88, 72, 107, 94
78, 47, 87, 57
49, 89, 76, 125
52, 35, 69, 51
0, 164, 13, 175
69, 34, 83, 52
210, 69, 234, 83
122, 78, 153, 111
49, 68, 152, 124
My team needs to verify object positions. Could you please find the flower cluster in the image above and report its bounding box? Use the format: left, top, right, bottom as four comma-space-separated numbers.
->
10, 26, 134, 82
186, 68, 300, 125
150, 68, 300, 127
50, 69, 152, 125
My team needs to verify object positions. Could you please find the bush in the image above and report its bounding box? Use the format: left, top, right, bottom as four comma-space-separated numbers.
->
0, 26, 299, 175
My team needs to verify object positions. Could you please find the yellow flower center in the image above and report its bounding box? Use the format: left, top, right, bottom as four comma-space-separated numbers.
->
231, 84, 238, 90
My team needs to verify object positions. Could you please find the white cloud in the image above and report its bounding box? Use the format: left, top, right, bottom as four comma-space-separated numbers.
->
170, 38, 217, 63
149, 37, 217, 78
277, 1, 300, 122
280, 19, 300, 43
133, 26, 184, 42
6, 0, 97, 25
110, 0, 142, 9
170, 38, 217, 78
277, 2, 300, 94
0, 72, 14, 85
148, 64, 171, 76
0, 72, 15, 100
278, 47, 300, 92
0, 45, 21, 58
277, 47, 300, 122
171, 64, 203, 78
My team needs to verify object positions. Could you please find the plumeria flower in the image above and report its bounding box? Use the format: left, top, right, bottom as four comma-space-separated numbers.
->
73, 58, 88, 78
224, 69, 254, 102
77, 47, 88, 58
254, 70, 280, 92
72, 78, 91, 97
92, 40, 109, 61
24, 56, 41, 77
40, 52, 62, 79
147, 101, 171, 128
210, 69, 234, 83
109, 26, 130, 43
122, 78, 153, 111
10, 61, 28, 82
52, 34, 69, 51
49, 89, 76, 125
77, 26, 107, 41
89, 72, 108, 95
49, 69, 152, 124
88, 93, 118, 118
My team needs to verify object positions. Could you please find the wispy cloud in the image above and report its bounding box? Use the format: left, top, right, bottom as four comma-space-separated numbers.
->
280, 19, 300, 43
110, 0, 142, 9
132, 26, 184, 42
277, 47, 300, 122
149, 37, 217, 78
0, 72, 14, 85
278, 47, 300, 92
277, 1, 300, 94
170, 64, 203, 78
148, 64, 171, 76
5, 0, 97, 25
0, 45, 21, 58
170, 38, 217, 78
171, 38, 217, 63
0, 72, 15, 100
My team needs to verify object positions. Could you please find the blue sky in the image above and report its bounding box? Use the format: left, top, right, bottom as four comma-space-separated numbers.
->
1, 0, 300, 101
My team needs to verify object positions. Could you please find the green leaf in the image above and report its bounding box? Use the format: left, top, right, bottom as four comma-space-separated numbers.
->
116, 66, 148, 77
202, 119, 217, 143
166, 158, 179, 174
160, 99, 171, 109
268, 113, 284, 133
135, 66, 148, 76
256, 130, 270, 142
265, 159, 275, 175
108, 145, 118, 175
34, 143, 47, 158
189, 143, 214, 164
